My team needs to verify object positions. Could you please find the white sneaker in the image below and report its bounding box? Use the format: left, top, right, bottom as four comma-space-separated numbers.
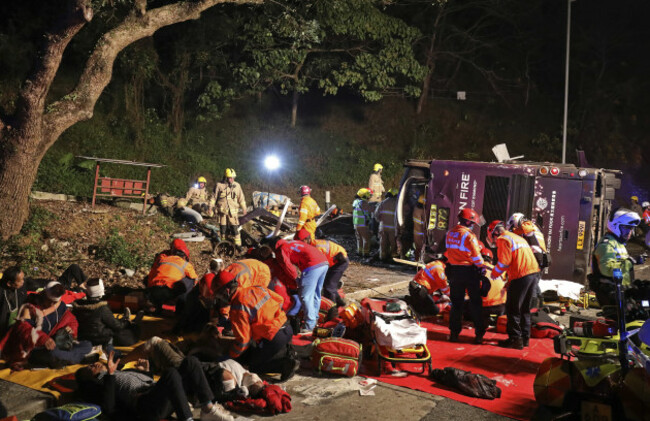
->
201, 404, 234, 421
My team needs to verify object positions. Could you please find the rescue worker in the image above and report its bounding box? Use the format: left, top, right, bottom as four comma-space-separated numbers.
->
590, 208, 643, 307
295, 229, 348, 307
295, 185, 321, 238
212, 274, 299, 381
408, 255, 449, 316
146, 239, 198, 313
641, 202, 650, 245
487, 220, 541, 350
185, 176, 212, 216
352, 188, 374, 257
267, 237, 328, 333
214, 259, 271, 322
507, 212, 549, 307
630, 196, 643, 217
374, 188, 398, 261
214, 168, 247, 249
479, 247, 507, 327
444, 208, 486, 344
368, 163, 385, 203
413, 195, 426, 262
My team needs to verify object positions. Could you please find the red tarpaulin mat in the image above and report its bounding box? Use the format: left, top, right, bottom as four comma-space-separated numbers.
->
366, 321, 556, 421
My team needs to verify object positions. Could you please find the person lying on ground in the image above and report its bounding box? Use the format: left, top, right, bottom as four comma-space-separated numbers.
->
145, 238, 197, 314
72, 278, 144, 348
0, 281, 92, 370
75, 351, 234, 421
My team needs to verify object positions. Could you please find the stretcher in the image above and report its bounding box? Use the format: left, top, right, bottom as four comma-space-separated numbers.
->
360, 297, 432, 376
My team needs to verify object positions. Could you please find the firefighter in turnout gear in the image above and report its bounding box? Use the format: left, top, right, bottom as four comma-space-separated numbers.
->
295, 185, 321, 238
368, 163, 385, 203
413, 195, 426, 262
185, 176, 213, 217
487, 220, 541, 350
444, 208, 486, 344
353, 188, 374, 257
374, 188, 398, 261
590, 208, 642, 307
213, 169, 247, 248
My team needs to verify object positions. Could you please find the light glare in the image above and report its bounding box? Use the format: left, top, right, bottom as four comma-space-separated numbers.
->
264, 155, 280, 171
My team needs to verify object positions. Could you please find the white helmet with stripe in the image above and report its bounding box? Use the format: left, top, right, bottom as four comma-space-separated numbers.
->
607, 208, 640, 240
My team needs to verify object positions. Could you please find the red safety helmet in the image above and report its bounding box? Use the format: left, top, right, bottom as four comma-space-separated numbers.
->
171, 238, 190, 260
480, 245, 493, 261
299, 185, 312, 196
213, 270, 236, 292
458, 208, 481, 225
486, 220, 505, 247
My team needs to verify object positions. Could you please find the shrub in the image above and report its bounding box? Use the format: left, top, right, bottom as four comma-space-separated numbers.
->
96, 228, 151, 269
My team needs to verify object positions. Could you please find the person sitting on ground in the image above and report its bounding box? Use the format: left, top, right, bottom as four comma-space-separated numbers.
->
75, 351, 233, 421
295, 229, 348, 307
0, 281, 92, 369
408, 254, 450, 316
0, 266, 27, 339
211, 273, 299, 381
174, 258, 223, 334
146, 239, 198, 313
72, 278, 144, 348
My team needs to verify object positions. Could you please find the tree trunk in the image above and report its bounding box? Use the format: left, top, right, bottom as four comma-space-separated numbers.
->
290, 89, 298, 128
416, 5, 445, 115
0, 134, 46, 237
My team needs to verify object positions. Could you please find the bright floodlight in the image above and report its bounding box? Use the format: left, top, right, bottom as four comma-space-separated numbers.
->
264, 155, 280, 171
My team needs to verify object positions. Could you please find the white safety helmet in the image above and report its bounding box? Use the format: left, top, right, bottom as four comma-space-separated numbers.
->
506, 212, 525, 231
607, 208, 640, 239
642, 201, 650, 209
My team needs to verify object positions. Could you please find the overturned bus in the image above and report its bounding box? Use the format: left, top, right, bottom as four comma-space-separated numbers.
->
396, 159, 622, 284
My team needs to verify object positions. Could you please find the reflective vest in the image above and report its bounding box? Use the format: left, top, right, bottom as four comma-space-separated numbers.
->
444, 225, 484, 267
296, 195, 321, 233
312, 239, 348, 267
513, 220, 548, 254
492, 231, 540, 281
352, 199, 370, 228
147, 254, 197, 288
482, 262, 507, 307
229, 285, 287, 358
218, 259, 272, 318
592, 233, 634, 287
413, 260, 449, 295
375, 197, 397, 231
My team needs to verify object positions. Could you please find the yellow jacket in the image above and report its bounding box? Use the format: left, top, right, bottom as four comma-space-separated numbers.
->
296, 195, 321, 233
368, 173, 384, 202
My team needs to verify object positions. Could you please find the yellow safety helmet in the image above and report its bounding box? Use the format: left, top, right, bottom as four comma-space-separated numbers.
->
176, 198, 188, 208
373, 163, 383, 172
197, 176, 207, 184
224, 168, 237, 178
356, 188, 371, 200
417, 194, 425, 205
387, 188, 399, 197
631, 195, 639, 202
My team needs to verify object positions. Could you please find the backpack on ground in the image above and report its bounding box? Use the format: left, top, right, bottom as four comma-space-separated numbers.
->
311, 337, 362, 377
32, 403, 101, 421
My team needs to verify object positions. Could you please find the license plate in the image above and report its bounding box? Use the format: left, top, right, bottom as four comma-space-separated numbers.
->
581, 401, 612, 421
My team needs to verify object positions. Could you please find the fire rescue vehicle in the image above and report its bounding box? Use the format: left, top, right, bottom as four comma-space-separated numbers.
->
396, 157, 622, 284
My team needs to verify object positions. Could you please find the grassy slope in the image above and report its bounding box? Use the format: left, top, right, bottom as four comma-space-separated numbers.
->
36, 92, 566, 212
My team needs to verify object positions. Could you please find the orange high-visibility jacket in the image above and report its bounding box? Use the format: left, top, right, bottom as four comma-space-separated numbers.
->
482, 262, 507, 307
312, 239, 348, 267
296, 195, 321, 235
219, 259, 272, 318
643, 209, 650, 225
513, 220, 548, 254
444, 225, 484, 267
491, 231, 540, 281
147, 254, 197, 288
413, 260, 449, 295
229, 285, 287, 358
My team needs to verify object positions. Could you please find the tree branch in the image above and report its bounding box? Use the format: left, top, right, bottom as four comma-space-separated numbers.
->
42, 0, 262, 149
